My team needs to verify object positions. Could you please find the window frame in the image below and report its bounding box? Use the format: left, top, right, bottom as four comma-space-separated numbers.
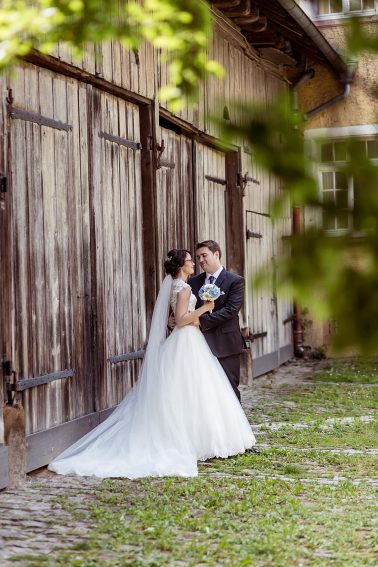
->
305, 126, 378, 235
318, 145, 354, 233
301, 0, 378, 20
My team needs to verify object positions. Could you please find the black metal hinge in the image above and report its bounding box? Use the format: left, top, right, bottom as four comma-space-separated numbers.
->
16, 369, 75, 391
1, 359, 16, 405
98, 131, 142, 150
246, 229, 263, 239
156, 139, 165, 169
0, 173, 7, 193
251, 331, 268, 340
1, 359, 11, 376
205, 174, 227, 186
108, 349, 145, 364
237, 172, 260, 195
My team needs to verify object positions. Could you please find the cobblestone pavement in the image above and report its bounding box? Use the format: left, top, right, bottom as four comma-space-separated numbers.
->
0, 359, 376, 564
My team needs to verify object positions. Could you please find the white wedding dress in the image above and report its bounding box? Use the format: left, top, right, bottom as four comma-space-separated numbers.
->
48, 277, 255, 478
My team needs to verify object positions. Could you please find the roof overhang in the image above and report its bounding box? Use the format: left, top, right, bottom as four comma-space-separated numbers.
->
211, 0, 349, 82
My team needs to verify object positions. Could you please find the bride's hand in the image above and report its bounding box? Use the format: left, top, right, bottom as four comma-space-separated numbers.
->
204, 300, 215, 312
192, 318, 200, 327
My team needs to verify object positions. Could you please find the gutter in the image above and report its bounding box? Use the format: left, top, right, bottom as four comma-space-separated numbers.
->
275, 0, 349, 81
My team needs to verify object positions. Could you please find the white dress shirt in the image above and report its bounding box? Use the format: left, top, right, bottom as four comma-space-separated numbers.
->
205, 266, 224, 285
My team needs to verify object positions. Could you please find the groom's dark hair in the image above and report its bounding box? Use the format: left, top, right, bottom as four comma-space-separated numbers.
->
196, 240, 222, 259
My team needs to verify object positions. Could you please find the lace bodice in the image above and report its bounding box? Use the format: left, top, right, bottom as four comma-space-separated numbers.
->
170, 279, 197, 314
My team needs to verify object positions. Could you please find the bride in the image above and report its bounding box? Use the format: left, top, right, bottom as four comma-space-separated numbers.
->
48, 249, 256, 478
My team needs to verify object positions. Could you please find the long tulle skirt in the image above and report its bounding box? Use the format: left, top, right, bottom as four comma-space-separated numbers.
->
48, 326, 255, 478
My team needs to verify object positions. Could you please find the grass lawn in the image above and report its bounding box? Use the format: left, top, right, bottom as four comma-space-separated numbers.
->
311, 358, 378, 384
10, 359, 378, 567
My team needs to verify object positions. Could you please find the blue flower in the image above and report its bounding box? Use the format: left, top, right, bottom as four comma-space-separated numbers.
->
198, 283, 224, 301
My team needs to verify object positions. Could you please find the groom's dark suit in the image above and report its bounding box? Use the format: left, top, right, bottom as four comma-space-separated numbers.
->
188, 268, 246, 401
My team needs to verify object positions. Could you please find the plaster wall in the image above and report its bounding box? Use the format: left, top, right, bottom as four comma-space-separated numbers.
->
299, 19, 378, 129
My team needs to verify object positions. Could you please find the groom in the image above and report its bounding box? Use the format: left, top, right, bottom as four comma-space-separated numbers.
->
188, 240, 246, 402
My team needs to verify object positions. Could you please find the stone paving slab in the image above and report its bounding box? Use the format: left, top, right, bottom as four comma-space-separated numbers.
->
0, 474, 101, 565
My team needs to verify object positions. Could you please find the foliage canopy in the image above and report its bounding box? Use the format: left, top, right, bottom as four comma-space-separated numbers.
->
1, 2, 377, 354
0, 0, 222, 110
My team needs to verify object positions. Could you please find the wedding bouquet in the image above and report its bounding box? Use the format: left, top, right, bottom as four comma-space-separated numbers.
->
199, 283, 224, 302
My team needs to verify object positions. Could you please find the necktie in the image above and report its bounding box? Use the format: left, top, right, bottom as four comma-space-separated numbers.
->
209, 275, 215, 284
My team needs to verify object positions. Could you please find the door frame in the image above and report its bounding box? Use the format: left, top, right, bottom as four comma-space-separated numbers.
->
0, 77, 12, 489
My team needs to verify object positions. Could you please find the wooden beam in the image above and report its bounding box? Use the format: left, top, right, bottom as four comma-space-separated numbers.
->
159, 107, 238, 153
225, 150, 245, 277
140, 103, 158, 329
23, 51, 151, 107
26, 412, 100, 472
25, 406, 117, 472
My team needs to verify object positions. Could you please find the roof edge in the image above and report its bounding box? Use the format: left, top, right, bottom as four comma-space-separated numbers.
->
275, 0, 350, 81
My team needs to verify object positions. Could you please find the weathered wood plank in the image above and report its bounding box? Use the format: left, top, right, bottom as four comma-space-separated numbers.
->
102, 41, 113, 83
112, 39, 122, 88
66, 76, 89, 420
39, 70, 61, 431
11, 118, 30, 379
90, 88, 106, 413
77, 81, 93, 417
82, 42, 96, 76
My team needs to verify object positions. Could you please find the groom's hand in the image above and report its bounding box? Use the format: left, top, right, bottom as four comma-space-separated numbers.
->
168, 313, 176, 331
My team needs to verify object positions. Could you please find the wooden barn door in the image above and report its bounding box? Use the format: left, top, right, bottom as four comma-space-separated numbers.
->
275, 203, 293, 364
91, 90, 146, 412
5, 64, 94, 468
155, 126, 194, 282
245, 210, 279, 376
195, 143, 227, 264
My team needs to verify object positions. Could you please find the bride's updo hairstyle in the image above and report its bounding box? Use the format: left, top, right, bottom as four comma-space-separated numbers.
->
164, 249, 190, 278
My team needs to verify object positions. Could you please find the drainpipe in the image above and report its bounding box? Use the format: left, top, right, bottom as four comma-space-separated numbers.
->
290, 70, 315, 357
304, 81, 353, 120
292, 208, 305, 357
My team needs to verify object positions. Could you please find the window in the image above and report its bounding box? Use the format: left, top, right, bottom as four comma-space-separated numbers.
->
318, 138, 378, 232
317, 0, 376, 15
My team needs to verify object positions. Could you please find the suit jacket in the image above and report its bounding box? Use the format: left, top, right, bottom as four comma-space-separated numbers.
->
188, 268, 246, 359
